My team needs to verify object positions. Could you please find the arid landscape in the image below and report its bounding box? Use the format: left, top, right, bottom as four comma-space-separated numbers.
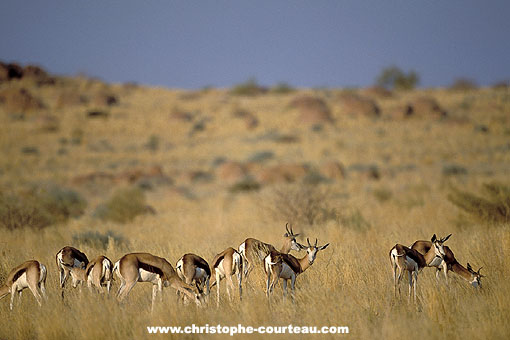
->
1, 62, 510, 339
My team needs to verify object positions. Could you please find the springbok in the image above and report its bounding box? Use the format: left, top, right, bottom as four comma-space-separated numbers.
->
209, 247, 243, 306
176, 253, 211, 302
389, 234, 450, 302
411, 238, 483, 287
0, 260, 47, 310
113, 252, 201, 311
265, 238, 329, 300
69, 255, 113, 293
239, 223, 301, 280
56, 246, 89, 290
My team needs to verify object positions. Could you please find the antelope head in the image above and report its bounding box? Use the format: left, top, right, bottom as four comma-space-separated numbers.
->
431, 233, 451, 260
467, 263, 484, 288
283, 223, 302, 252
302, 238, 330, 265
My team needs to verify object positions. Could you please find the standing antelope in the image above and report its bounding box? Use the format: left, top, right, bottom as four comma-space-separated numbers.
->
389, 234, 450, 302
113, 252, 201, 311
176, 253, 211, 302
0, 260, 47, 310
69, 255, 113, 293
56, 246, 89, 290
209, 247, 243, 307
265, 238, 329, 300
411, 238, 483, 287
239, 223, 301, 280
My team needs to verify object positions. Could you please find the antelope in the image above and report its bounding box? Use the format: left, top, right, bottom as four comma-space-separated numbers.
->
265, 238, 329, 300
113, 252, 201, 311
389, 234, 450, 302
238, 223, 301, 280
69, 255, 113, 293
411, 239, 483, 287
56, 246, 89, 290
209, 247, 243, 307
0, 260, 47, 310
176, 253, 211, 302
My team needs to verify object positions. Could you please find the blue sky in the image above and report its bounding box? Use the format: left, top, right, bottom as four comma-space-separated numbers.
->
1, 1, 509, 89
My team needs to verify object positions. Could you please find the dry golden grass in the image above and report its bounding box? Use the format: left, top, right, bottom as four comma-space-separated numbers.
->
1, 76, 510, 339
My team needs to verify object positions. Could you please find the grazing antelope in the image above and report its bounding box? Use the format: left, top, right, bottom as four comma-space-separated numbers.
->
113, 253, 201, 311
0, 260, 47, 310
69, 255, 113, 293
265, 238, 329, 300
389, 234, 450, 302
411, 239, 483, 287
176, 253, 211, 302
56, 246, 89, 290
239, 223, 301, 280
209, 247, 243, 306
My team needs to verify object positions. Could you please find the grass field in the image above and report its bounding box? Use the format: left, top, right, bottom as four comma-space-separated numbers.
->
1, 74, 509, 339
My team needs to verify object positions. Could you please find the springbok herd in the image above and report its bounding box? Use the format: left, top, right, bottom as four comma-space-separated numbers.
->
0, 223, 484, 311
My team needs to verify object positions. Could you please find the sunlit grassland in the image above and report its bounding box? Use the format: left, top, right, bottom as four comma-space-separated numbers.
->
1, 78, 510, 339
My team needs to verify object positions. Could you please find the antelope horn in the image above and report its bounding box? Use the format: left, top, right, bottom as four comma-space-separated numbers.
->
307, 238, 311, 247
315, 238, 318, 247
290, 224, 294, 235
285, 222, 290, 234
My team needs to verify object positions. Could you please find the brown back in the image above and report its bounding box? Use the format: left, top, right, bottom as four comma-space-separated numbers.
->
6, 260, 39, 286
182, 253, 211, 276
124, 253, 176, 280
270, 251, 303, 274
395, 244, 427, 269
58, 246, 89, 267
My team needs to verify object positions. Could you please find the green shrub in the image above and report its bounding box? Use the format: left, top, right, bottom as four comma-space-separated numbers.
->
72, 230, 128, 250
262, 184, 333, 226
0, 184, 87, 230
230, 78, 266, 96
447, 182, 510, 224
229, 178, 261, 193
376, 66, 419, 91
270, 82, 295, 94
339, 209, 372, 232
373, 188, 393, 203
94, 187, 150, 223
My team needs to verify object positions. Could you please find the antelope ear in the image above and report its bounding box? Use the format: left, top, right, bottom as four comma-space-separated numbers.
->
294, 233, 300, 237
442, 234, 452, 242
319, 243, 330, 251
283, 233, 289, 237
431, 234, 437, 242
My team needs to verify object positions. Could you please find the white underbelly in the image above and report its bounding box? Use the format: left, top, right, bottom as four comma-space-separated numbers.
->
216, 259, 226, 278
138, 268, 160, 283
428, 256, 443, 268
14, 273, 29, 291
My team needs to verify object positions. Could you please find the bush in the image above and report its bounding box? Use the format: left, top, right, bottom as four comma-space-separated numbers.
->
72, 230, 128, 250
94, 187, 150, 223
262, 184, 333, 226
0, 184, 87, 230
376, 66, 419, 91
228, 178, 261, 193
339, 209, 372, 232
230, 78, 266, 96
447, 182, 510, 224
270, 82, 296, 94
